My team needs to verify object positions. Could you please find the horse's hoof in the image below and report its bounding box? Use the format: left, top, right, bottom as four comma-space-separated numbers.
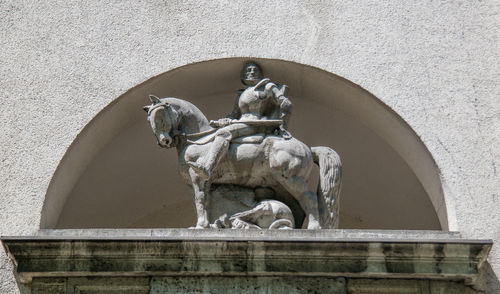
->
188, 225, 208, 229
307, 226, 321, 230
307, 221, 322, 230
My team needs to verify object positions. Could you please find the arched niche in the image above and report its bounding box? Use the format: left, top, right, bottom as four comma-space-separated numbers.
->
40, 58, 450, 230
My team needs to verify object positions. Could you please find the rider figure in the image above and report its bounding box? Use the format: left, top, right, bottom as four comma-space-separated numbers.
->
188, 62, 293, 179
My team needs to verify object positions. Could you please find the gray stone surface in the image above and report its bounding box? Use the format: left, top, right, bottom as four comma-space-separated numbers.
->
150, 277, 346, 294
33, 228, 463, 241
27, 277, 469, 294
0, 1, 499, 293
348, 279, 465, 294
2, 230, 492, 293
31, 277, 150, 294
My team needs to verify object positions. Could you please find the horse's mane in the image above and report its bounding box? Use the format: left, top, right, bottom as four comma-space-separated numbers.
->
161, 97, 212, 133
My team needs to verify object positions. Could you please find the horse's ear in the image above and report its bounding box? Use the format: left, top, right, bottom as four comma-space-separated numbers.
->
149, 94, 162, 105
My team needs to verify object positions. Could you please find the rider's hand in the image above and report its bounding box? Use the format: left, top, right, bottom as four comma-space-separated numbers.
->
210, 118, 232, 127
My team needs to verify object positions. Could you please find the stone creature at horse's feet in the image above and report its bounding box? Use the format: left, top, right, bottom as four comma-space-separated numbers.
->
230, 218, 261, 229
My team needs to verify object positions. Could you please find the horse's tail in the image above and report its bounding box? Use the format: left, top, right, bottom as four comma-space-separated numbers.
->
311, 146, 342, 229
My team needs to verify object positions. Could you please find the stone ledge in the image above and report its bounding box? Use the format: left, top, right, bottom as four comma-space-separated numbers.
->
33, 228, 463, 241
1, 229, 491, 286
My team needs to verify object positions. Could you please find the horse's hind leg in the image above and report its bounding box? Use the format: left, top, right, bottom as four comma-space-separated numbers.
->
272, 173, 321, 229
188, 167, 210, 229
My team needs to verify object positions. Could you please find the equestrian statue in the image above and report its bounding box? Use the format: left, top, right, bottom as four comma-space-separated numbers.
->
144, 62, 342, 229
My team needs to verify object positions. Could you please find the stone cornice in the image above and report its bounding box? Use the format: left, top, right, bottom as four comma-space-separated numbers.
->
1, 229, 492, 285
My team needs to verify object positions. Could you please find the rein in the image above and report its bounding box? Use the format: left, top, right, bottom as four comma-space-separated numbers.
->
183, 128, 217, 139
175, 120, 283, 145
175, 128, 218, 146
148, 102, 282, 146
172, 128, 217, 145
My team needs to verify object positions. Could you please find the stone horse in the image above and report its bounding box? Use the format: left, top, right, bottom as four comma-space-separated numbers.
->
144, 96, 342, 229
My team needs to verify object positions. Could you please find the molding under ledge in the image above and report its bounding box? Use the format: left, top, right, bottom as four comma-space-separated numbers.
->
1, 229, 493, 293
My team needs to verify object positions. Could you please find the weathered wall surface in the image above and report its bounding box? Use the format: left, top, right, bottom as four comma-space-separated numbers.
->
0, 1, 498, 292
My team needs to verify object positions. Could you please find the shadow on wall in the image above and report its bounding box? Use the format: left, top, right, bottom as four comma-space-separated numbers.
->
40, 58, 448, 231
472, 262, 500, 293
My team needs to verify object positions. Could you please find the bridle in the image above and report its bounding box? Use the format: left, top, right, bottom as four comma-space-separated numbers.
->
147, 102, 217, 146
147, 102, 170, 116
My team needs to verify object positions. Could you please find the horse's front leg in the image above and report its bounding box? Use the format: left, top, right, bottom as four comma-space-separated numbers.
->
188, 167, 210, 229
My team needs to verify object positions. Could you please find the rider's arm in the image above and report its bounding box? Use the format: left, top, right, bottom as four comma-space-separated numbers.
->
266, 82, 288, 103
266, 83, 292, 125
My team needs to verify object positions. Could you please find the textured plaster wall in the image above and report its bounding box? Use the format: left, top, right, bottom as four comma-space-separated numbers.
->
0, 0, 498, 292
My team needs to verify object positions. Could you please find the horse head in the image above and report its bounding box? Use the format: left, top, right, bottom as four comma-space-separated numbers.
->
144, 95, 179, 148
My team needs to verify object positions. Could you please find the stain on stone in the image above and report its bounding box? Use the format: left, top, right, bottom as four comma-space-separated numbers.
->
434, 243, 445, 274
383, 243, 415, 274
469, 244, 484, 259
468, 244, 485, 274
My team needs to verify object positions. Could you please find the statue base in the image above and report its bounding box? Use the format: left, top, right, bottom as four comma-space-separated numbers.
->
2, 229, 492, 293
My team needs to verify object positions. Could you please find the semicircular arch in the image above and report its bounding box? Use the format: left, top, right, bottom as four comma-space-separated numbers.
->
40, 58, 452, 230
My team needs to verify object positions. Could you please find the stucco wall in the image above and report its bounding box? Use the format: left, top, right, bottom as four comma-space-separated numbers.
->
1, 1, 498, 292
